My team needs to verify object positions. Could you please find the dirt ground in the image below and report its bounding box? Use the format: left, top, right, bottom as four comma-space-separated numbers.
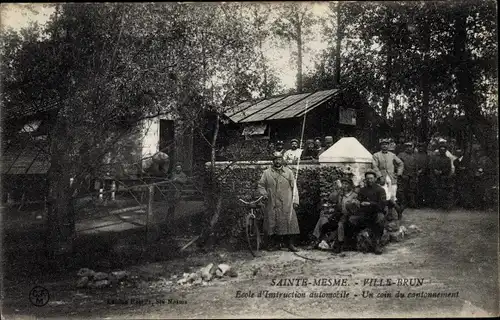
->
2, 207, 499, 319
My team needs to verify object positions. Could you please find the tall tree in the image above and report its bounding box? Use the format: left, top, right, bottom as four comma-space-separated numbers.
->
273, 2, 317, 93
2, 2, 269, 255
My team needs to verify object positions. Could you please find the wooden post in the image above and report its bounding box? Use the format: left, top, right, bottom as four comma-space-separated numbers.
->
111, 181, 116, 201
146, 185, 154, 243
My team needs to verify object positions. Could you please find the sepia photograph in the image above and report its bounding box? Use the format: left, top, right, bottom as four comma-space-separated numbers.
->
0, 1, 498, 318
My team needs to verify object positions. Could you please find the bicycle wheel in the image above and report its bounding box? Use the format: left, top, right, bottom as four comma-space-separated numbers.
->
245, 211, 261, 257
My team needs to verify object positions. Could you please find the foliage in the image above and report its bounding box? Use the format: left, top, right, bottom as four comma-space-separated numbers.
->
1, 3, 284, 250
205, 164, 354, 242
306, 0, 497, 150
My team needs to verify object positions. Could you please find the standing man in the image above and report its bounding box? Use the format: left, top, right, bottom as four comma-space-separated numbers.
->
349, 170, 387, 255
471, 149, 495, 209
267, 141, 276, 159
171, 162, 188, 203
453, 148, 472, 208
397, 142, 418, 208
414, 142, 430, 208
301, 139, 319, 160
283, 139, 303, 165
429, 142, 453, 209
171, 162, 188, 185
258, 152, 300, 252
314, 137, 324, 155
372, 139, 404, 204
324, 136, 334, 150
275, 140, 285, 155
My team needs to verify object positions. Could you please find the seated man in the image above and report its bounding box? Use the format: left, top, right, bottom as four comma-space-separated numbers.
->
309, 180, 341, 249
310, 178, 359, 251
348, 169, 387, 255
331, 178, 360, 254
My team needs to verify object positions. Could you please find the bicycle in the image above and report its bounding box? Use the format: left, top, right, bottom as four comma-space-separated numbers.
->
238, 196, 264, 257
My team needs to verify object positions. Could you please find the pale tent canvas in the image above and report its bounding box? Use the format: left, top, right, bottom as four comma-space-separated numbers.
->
319, 137, 373, 163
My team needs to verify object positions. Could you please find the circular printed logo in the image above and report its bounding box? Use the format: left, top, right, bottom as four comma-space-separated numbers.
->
29, 286, 50, 307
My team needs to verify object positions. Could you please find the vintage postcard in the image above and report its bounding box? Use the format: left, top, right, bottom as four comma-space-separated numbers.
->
1, 1, 498, 318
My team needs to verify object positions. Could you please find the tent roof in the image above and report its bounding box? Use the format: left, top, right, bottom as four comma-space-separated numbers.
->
319, 137, 373, 163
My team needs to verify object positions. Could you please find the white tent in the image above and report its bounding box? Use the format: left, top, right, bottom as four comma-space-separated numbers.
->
319, 137, 373, 163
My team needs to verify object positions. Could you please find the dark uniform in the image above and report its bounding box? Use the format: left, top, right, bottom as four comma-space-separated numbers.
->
397, 143, 418, 208
429, 146, 453, 209
348, 170, 387, 254
453, 154, 472, 208
471, 152, 495, 209
414, 144, 430, 208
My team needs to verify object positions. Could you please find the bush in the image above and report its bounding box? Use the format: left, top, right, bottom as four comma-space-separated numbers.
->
203, 163, 356, 244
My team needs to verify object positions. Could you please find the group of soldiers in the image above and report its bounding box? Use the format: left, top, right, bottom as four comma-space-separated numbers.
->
267, 136, 335, 164
256, 136, 496, 255
385, 139, 495, 210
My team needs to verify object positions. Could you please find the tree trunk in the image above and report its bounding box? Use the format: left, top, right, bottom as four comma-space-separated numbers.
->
46, 153, 75, 257
453, 9, 486, 154
420, 23, 431, 142
334, 1, 341, 87
381, 43, 393, 119
199, 113, 221, 248
296, 24, 303, 93
210, 113, 219, 170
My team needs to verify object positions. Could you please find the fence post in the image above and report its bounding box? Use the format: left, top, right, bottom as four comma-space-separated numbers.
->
111, 181, 116, 201
146, 185, 155, 243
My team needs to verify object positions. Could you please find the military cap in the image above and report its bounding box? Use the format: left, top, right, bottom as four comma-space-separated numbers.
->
272, 151, 283, 158
364, 169, 378, 178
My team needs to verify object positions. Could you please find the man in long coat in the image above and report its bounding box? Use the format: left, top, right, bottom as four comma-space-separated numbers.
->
258, 151, 300, 252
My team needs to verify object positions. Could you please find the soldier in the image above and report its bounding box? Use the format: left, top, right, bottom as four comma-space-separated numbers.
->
453, 148, 472, 208
397, 142, 418, 208
258, 151, 300, 252
314, 137, 324, 155
301, 139, 319, 160
429, 142, 453, 209
324, 136, 334, 149
372, 138, 404, 203
414, 142, 430, 208
283, 139, 303, 165
331, 178, 360, 254
471, 149, 495, 209
349, 170, 387, 255
275, 140, 285, 154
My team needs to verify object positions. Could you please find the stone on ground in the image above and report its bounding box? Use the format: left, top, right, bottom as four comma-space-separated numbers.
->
217, 264, 231, 276
111, 271, 129, 281
77, 268, 95, 278
200, 263, 214, 281
93, 272, 109, 281
91, 279, 111, 289
76, 276, 89, 288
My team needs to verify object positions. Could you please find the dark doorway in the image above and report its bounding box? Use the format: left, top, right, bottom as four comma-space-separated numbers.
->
159, 119, 175, 172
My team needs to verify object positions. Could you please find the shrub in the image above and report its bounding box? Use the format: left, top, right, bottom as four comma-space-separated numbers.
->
203, 162, 356, 244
